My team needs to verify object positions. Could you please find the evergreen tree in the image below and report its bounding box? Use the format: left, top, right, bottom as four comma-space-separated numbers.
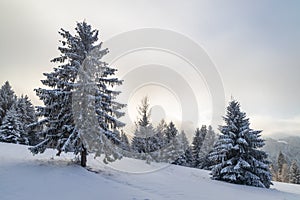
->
146, 119, 167, 162
0, 93, 38, 145
289, 160, 300, 184
199, 125, 217, 169
120, 130, 130, 152
281, 163, 289, 183
165, 121, 178, 143
29, 21, 125, 167
182, 147, 195, 167
131, 97, 156, 157
15, 95, 39, 145
178, 131, 189, 152
155, 119, 167, 147
159, 122, 183, 163
191, 125, 207, 168
0, 104, 25, 144
269, 163, 278, 181
138, 96, 151, 127
131, 128, 146, 154
209, 100, 272, 188
277, 151, 289, 182
173, 131, 193, 166
0, 81, 17, 126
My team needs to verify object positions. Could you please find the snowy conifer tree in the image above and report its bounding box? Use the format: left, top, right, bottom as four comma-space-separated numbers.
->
191, 125, 207, 168
159, 122, 184, 163
269, 163, 277, 181
182, 147, 195, 167
29, 21, 125, 167
178, 131, 189, 153
173, 131, 193, 166
120, 130, 130, 152
131, 128, 146, 154
0, 104, 25, 144
144, 119, 167, 162
277, 151, 289, 182
0, 81, 17, 126
173, 146, 195, 167
165, 122, 178, 143
289, 160, 300, 184
155, 119, 167, 147
15, 95, 39, 145
209, 100, 272, 188
199, 125, 217, 169
131, 97, 156, 156
0, 94, 38, 145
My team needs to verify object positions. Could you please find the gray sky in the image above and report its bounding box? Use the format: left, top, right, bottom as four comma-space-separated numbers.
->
0, 0, 299, 138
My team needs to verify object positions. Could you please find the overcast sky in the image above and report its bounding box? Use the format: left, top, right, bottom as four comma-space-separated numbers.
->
0, 0, 299, 138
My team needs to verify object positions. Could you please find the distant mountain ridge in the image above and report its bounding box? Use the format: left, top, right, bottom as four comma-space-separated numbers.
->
263, 136, 300, 166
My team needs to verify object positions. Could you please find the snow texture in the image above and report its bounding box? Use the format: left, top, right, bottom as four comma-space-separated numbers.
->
1, 142, 300, 200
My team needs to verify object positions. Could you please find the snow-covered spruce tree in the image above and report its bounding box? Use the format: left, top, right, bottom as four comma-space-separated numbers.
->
131, 97, 157, 157
0, 81, 17, 126
159, 122, 184, 163
181, 147, 195, 167
120, 130, 130, 152
289, 160, 300, 184
277, 151, 289, 182
30, 21, 125, 167
131, 128, 146, 154
191, 125, 207, 168
199, 125, 217, 169
269, 163, 278, 181
148, 119, 167, 162
173, 131, 192, 166
0, 103, 25, 144
0, 94, 38, 145
209, 100, 272, 188
155, 119, 167, 147
165, 121, 178, 143
15, 95, 39, 145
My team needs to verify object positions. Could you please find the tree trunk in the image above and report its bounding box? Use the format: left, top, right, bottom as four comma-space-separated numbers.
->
81, 145, 87, 167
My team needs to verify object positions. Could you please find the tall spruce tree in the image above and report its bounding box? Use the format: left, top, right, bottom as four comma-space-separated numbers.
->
29, 21, 125, 167
209, 100, 272, 188
0, 81, 17, 126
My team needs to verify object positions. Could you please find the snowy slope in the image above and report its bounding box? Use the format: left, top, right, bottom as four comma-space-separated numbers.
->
1, 143, 300, 200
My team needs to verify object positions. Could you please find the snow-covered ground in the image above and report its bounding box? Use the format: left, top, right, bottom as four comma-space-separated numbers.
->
1, 143, 300, 200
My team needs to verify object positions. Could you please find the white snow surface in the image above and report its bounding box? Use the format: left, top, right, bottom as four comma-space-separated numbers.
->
1, 142, 300, 200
